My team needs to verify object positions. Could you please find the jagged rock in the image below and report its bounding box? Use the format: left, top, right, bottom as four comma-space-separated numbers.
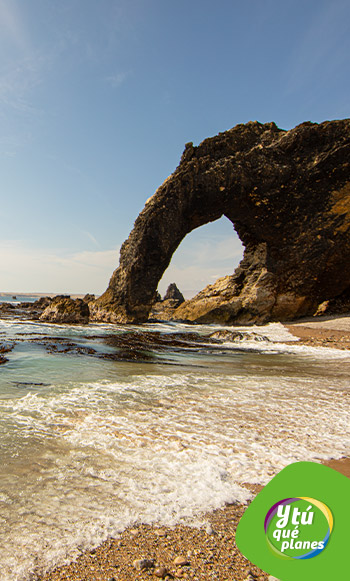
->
91, 119, 350, 324
82, 293, 95, 303
149, 283, 185, 320
0, 303, 15, 311
32, 296, 53, 309
209, 330, 270, 342
163, 283, 185, 304
40, 296, 90, 324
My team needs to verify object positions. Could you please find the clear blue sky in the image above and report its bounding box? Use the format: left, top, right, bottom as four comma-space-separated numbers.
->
0, 0, 349, 295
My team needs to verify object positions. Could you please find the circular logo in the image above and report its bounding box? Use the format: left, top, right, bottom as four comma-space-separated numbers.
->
264, 497, 333, 559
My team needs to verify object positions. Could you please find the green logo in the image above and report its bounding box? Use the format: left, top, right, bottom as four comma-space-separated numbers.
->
265, 497, 333, 559
236, 462, 350, 580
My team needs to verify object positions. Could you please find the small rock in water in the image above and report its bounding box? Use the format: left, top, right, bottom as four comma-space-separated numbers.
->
133, 558, 155, 570
173, 556, 190, 566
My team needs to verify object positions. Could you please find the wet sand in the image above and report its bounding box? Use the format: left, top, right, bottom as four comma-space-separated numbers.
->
285, 313, 350, 349
38, 495, 268, 581
37, 314, 350, 581
38, 461, 350, 581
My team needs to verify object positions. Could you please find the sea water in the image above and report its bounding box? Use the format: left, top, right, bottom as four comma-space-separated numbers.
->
0, 294, 38, 304
0, 318, 350, 580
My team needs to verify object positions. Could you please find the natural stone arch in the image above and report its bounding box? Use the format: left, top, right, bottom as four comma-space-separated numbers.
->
91, 119, 350, 324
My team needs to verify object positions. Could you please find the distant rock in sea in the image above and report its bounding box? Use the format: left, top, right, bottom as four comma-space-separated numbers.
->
149, 283, 185, 321
163, 283, 185, 304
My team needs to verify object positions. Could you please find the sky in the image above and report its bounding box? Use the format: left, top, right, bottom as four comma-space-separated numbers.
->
0, 0, 349, 296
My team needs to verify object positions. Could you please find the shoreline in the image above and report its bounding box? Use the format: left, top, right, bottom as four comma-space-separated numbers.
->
38, 492, 267, 581
11, 313, 349, 581
285, 314, 350, 350
38, 459, 350, 581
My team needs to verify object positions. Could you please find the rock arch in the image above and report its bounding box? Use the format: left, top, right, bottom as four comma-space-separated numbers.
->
91, 119, 350, 324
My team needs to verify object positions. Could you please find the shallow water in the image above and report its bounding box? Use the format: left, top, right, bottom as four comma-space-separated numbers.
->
0, 318, 350, 580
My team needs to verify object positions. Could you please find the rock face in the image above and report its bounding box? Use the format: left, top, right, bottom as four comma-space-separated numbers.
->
92, 119, 350, 324
40, 296, 90, 324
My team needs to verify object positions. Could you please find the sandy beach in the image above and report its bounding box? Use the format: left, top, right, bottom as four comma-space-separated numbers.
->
38, 490, 267, 581
38, 461, 350, 581
35, 315, 350, 581
286, 313, 350, 350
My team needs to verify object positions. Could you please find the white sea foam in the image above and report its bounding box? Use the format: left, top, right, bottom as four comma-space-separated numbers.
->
219, 338, 350, 358
0, 319, 350, 579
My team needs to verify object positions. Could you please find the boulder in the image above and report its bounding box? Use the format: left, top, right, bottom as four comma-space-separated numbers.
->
40, 296, 90, 324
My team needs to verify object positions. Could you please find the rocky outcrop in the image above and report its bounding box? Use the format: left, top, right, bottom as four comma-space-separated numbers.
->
82, 293, 96, 303
163, 283, 185, 303
40, 296, 90, 324
91, 119, 350, 324
149, 283, 185, 321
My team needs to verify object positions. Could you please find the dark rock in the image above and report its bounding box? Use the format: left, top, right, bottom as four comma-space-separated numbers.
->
163, 283, 185, 304
91, 119, 350, 324
40, 297, 90, 324
315, 287, 350, 316
154, 291, 162, 303
82, 293, 95, 303
0, 303, 15, 310
209, 330, 270, 342
132, 558, 155, 571
0, 342, 13, 364
32, 296, 53, 309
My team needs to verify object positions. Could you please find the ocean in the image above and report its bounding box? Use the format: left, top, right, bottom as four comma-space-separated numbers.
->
0, 317, 350, 580
0, 294, 39, 304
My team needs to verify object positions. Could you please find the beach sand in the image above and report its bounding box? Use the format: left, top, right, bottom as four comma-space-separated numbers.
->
37, 315, 350, 581
38, 462, 350, 581
38, 485, 268, 581
285, 313, 350, 349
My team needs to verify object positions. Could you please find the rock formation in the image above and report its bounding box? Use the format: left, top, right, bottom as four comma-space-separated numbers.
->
163, 283, 185, 304
91, 119, 350, 324
149, 283, 185, 321
40, 296, 90, 324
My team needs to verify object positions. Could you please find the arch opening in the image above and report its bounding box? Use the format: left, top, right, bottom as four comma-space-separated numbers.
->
157, 216, 244, 300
